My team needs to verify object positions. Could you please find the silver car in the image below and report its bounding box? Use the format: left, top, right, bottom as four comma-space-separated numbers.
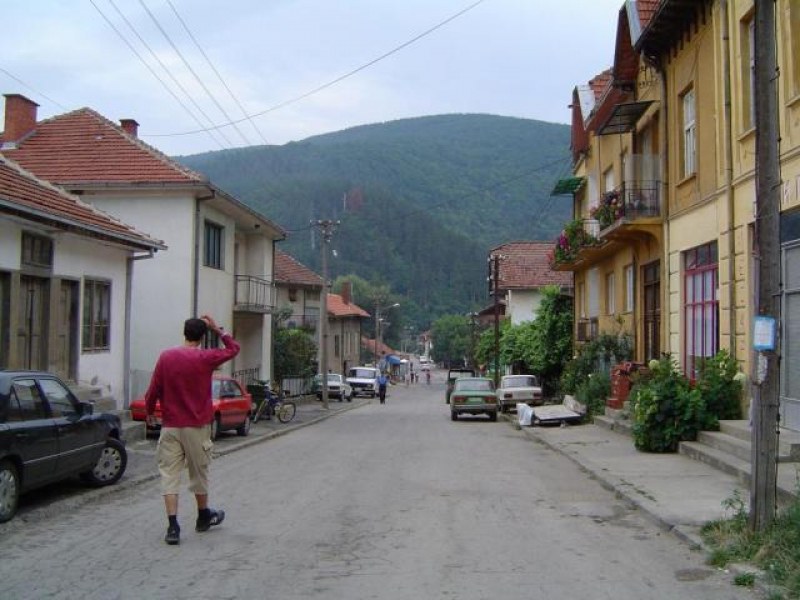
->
496, 375, 543, 413
313, 373, 353, 402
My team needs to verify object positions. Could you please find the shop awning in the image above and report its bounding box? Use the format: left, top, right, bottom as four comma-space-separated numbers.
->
550, 176, 585, 196
386, 354, 402, 365
597, 101, 654, 135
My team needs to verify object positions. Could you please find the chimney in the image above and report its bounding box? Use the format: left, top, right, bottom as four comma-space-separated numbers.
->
342, 281, 352, 305
119, 119, 139, 137
3, 94, 39, 145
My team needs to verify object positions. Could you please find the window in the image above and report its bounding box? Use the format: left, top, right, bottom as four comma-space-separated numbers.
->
587, 269, 599, 318
684, 243, 718, 377
603, 168, 615, 194
39, 378, 76, 417
624, 264, 635, 313
606, 272, 616, 315
10, 380, 47, 420
334, 334, 341, 358
288, 288, 298, 302
204, 221, 224, 269
682, 88, 697, 177
643, 261, 661, 361
83, 279, 111, 352
790, 4, 800, 98
742, 15, 756, 130
21, 233, 53, 269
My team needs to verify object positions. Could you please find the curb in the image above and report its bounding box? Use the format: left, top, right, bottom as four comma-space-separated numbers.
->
502, 413, 708, 551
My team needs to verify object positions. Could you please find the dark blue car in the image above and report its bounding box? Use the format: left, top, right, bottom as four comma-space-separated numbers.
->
0, 371, 127, 522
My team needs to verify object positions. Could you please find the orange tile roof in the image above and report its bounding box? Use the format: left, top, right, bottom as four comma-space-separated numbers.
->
274, 250, 324, 287
1, 108, 205, 185
490, 241, 573, 290
327, 293, 369, 318
0, 155, 164, 250
636, 0, 660, 30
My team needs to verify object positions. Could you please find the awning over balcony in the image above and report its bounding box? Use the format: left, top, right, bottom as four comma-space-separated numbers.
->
598, 101, 654, 135
550, 176, 585, 196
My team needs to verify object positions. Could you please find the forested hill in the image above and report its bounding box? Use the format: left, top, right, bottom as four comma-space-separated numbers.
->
178, 114, 571, 325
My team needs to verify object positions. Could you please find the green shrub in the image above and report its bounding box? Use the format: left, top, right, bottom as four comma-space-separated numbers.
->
559, 334, 632, 396
575, 372, 611, 418
695, 349, 744, 422
630, 355, 711, 452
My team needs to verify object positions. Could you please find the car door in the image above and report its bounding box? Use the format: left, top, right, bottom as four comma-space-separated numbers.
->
39, 377, 101, 475
221, 379, 248, 427
5, 379, 58, 489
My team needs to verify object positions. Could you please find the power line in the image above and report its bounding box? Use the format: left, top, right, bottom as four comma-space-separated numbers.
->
148, 0, 489, 138
138, 0, 252, 145
90, 0, 227, 150
165, 0, 269, 145
0, 68, 69, 111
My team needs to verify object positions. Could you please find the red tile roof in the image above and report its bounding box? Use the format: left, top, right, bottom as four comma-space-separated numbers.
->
274, 250, 324, 287
327, 293, 369, 318
490, 241, 573, 290
0, 155, 164, 250
636, 0, 660, 30
1, 108, 205, 185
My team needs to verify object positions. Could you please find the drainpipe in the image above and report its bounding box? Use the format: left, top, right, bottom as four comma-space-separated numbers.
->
124, 250, 156, 408
721, 0, 737, 358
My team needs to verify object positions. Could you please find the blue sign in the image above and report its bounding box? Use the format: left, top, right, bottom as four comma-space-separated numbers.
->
753, 316, 777, 352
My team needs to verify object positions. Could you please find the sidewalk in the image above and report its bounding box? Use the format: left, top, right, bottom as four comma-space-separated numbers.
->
505, 415, 752, 549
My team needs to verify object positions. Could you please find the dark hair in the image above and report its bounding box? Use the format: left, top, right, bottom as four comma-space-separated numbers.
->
184, 318, 208, 342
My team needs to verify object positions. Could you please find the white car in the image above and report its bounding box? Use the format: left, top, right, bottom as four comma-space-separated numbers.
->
346, 366, 379, 398
496, 374, 543, 413
312, 373, 353, 402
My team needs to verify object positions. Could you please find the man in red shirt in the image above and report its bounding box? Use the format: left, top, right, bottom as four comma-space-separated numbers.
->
145, 314, 240, 545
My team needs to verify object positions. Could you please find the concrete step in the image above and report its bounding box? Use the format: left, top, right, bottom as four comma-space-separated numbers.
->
696, 430, 752, 463
718, 420, 800, 462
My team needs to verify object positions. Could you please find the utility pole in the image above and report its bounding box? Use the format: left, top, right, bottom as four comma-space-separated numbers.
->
750, 0, 780, 532
313, 219, 338, 410
489, 253, 502, 388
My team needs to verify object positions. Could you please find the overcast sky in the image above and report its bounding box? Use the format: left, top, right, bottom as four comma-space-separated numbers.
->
2, 0, 624, 156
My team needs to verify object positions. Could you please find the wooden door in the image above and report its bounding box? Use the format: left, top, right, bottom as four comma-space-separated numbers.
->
55, 280, 79, 380
17, 276, 48, 370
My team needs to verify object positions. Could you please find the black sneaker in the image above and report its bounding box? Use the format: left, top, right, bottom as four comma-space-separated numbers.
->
196, 508, 225, 532
165, 524, 180, 545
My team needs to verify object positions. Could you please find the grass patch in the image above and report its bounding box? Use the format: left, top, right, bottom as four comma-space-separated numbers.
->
701, 489, 800, 597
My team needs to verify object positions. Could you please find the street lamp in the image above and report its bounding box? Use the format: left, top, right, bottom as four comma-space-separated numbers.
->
374, 302, 400, 366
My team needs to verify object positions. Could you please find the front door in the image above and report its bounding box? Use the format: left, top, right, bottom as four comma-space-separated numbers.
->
55, 281, 78, 381
643, 261, 661, 362
17, 276, 48, 370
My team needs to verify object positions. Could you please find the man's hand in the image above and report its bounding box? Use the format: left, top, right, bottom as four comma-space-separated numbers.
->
201, 314, 221, 334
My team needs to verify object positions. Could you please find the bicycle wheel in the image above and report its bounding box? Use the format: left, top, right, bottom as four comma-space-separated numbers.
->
277, 401, 296, 423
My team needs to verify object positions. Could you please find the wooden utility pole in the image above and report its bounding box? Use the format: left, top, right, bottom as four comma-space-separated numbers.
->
750, 0, 780, 532
314, 219, 338, 410
491, 253, 502, 388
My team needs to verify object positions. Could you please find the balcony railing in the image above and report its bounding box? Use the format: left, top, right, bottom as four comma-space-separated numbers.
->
593, 182, 661, 230
234, 275, 276, 313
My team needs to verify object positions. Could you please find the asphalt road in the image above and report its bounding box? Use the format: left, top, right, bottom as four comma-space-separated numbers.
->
0, 374, 753, 600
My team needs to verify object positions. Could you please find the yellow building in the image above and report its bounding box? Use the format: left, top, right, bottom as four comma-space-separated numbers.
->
553, 0, 800, 428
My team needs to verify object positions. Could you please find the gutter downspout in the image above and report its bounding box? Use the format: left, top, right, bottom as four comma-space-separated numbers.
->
721, 0, 737, 358
124, 250, 156, 408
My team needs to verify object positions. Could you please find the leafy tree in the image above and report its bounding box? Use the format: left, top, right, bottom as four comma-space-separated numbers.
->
523, 287, 573, 395
273, 309, 317, 384
431, 314, 471, 368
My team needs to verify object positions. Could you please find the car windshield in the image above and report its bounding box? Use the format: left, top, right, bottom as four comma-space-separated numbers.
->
327, 374, 342, 383
454, 379, 494, 392
502, 376, 538, 388
350, 369, 376, 378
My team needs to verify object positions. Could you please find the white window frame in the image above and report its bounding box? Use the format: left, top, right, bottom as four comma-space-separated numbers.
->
624, 264, 634, 313
682, 88, 697, 177
606, 272, 616, 315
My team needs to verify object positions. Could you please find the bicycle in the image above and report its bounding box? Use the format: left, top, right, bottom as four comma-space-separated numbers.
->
252, 386, 296, 424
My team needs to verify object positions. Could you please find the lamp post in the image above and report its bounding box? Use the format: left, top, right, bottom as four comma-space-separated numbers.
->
374, 302, 400, 368
312, 219, 338, 409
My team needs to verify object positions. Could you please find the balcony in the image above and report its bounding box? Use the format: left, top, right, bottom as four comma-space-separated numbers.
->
234, 275, 275, 313
550, 218, 611, 272
592, 182, 662, 242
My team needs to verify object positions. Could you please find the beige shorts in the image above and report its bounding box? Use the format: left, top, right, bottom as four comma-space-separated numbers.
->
156, 425, 213, 495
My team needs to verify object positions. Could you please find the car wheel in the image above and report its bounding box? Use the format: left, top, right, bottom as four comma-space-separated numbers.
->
451, 411, 457, 421
210, 415, 221, 441
0, 460, 20, 523
81, 438, 127, 487
236, 414, 251, 437
489, 412, 498, 422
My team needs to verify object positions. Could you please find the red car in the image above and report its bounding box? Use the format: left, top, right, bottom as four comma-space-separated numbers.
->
130, 375, 252, 440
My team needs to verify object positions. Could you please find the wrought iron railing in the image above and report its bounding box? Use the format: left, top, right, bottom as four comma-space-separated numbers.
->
234, 275, 275, 312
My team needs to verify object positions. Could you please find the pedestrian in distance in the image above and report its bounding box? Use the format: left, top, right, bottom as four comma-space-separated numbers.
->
145, 315, 240, 546
377, 372, 389, 404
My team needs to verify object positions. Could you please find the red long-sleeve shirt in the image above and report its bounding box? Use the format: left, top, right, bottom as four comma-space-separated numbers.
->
144, 333, 240, 428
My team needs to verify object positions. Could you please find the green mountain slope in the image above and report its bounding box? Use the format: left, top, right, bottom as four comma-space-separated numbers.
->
178, 114, 571, 327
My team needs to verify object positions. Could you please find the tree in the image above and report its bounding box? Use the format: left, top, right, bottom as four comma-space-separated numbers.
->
431, 314, 471, 367
273, 308, 318, 384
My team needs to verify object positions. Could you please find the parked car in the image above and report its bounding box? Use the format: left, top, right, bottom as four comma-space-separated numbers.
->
449, 377, 498, 421
496, 374, 543, 413
130, 375, 252, 440
346, 367, 379, 398
445, 368, 476, 404
311, 373, 353, 402
0, 370, 128, 522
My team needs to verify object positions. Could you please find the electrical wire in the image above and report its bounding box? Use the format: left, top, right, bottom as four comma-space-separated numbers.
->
148, 0, 489, 138
90, 0, 227, 150
165, 0, 269, 145
138, 0, 252, 145
0, 68, 69, 111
